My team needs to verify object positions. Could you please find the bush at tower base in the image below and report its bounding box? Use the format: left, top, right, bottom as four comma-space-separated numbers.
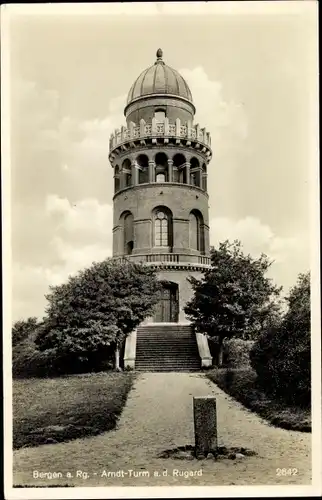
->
250, 272, 311, 407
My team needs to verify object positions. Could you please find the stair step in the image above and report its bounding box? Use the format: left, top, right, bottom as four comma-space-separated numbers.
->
136, 346, 197, 350
135, 359, 200, 366
136, 354, 198, 358
136, 366, 200, 369
136, 365, 200, 368
135, 324, 200, 373
135, 369, 200, 372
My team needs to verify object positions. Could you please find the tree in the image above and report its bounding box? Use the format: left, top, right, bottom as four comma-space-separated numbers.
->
12, 317, 40, 347
35, 258, 161, 371
284, 271, 310, 334
184, 240, 282, 365
250, 271, 310, 405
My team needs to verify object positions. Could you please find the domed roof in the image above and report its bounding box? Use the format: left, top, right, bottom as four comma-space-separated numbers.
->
126, 49, 193, 106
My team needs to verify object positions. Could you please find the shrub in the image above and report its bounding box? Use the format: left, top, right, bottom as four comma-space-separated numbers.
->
12, 317, 40, 347
250, 272, 310, 407
12, 337, 114, 379
207, 368, 311, 432
13, 338, 55, 378
208, 338, 254, 367
223, 338, 254, 368
250, 325, 310, 406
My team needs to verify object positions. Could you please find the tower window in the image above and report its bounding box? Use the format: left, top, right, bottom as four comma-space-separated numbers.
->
189, 210, 205, 253
189, 212, 199, 250
123, 212, 134, 255
155, 110, 166, 122
156, 173, 166, 183
155, 211, 168, 246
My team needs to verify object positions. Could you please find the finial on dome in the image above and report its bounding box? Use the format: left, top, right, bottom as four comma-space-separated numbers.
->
156, 48, 163, 63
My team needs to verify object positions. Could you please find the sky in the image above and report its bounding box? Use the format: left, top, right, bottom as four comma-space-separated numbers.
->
5, 2, 318, 321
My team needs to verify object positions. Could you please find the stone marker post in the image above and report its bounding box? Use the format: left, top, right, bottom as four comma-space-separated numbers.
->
193, 396, 217, 458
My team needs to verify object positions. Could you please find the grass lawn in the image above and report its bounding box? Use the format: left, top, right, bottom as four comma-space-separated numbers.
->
207, 368, 311, 432
13, 371, 134, 449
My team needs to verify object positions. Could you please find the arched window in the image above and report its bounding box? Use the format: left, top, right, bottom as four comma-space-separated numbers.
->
189, 212, 199, 250
123, 212, 134, 255
122, 159, 132, 188
137, 154, 149, 184
156, 173, 165, 183
155, 152, 168, 182
190, 157, 200, 187
190, 173, 196, 186
173, 153, 187, 184
153, 207, 173, 248
125, 172, 132, 187
155, 109, 166, 122
189, 210, 205, 253
155, 211, 168, 246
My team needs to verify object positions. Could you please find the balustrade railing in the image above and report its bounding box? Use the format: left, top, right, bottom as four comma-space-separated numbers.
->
146, 253, 180, 263
110, 117, 211, 151
113, 253, 211, 266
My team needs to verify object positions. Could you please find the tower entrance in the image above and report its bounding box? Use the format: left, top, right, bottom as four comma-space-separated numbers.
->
153, 282, 179, 323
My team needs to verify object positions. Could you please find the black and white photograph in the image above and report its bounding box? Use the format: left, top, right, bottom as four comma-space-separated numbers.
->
2, 2, 320, 498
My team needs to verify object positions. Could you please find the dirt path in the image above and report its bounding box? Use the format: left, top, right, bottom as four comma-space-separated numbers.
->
13, 373, 311, 487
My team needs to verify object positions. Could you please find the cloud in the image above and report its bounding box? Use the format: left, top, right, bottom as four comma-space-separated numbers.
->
179, 66, 248, 156
13, 195, 113, 321
45, 194, 113, 280
210, 216, 310, 292
46, 195, 113, 246
11, 80, 122, 320
12, 80, 125, 203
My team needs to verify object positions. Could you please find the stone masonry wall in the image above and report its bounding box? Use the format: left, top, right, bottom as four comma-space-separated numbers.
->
113, 183, 210, 257
125, 96, 195, 125
142, 268, 204, 323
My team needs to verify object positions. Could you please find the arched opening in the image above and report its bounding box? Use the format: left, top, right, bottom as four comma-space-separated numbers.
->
137, 154, 149, 184
156, 172, 166, 183
114, 165, 120, 193
153, 281, 179, 323
189, 209, 205, 254
155, 152, 168, 182
122, 159, 132, 188
155, 109, 166, 122
173, 153, 186, 184
202, 163, 207, 191
152, 205, 173, 248
121, 211, 134, 255
190, 157, 200, 186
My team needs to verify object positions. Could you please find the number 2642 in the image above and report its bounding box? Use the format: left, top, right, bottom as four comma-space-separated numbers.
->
276, 468, 298, 476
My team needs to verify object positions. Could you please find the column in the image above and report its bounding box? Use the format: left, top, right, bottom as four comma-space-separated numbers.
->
131, 160, 139, 185
167, 159, 173, 182
185, 161, 190, 184
149, 160, 155, 183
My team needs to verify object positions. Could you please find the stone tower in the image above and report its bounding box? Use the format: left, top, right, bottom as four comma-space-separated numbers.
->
109, 49, 212, 323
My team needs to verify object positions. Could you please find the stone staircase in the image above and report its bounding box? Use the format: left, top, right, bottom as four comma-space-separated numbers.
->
135, 324, 201, 372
